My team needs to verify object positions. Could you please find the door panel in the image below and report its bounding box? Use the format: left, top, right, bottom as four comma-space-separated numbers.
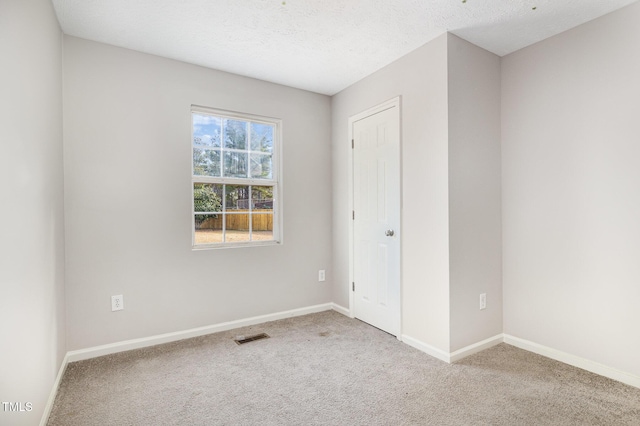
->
353, 105, 400, 336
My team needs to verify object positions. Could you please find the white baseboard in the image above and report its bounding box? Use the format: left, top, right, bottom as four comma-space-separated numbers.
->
504, 334, 640, 389
330, 302, 350, 317
67, 303, 336, 362
450, 334, 504, 362
40, 352, 70, 426
401, 334, 451, 363
401, 333, 505, 364
382, 332, 640, 390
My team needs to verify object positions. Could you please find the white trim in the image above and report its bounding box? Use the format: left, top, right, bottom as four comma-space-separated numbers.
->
192, 239, 281, 251
67, 303, 334, 362
191, 105, 281, 125
400, 332, 640, 389
450, 334, 504, 362
401, 334, 503, 364
348, 96, 402, 336
401, 334, 451, 363
40, 352, 70, 426
504, 334, 640, 389
330, 303, 350, 317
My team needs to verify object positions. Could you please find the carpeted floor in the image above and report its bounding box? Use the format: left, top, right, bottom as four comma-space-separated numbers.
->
48, 311, 640, 425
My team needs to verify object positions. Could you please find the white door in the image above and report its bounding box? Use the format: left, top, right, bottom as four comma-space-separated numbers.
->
352, 103, 401, 336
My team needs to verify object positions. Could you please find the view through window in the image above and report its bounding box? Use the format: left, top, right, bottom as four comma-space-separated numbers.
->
191, 107, 281, 247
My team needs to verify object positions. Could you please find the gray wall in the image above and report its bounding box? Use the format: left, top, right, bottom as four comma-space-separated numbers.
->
502, 2, 640, 376
63, 37, 332, 350
0, 0, 66, 424
332, 35, 451, 351
447, 35, 503, 351
332, 34, 502, 354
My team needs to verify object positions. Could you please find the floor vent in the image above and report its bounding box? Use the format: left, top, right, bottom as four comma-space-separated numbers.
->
234, 333, 270, 345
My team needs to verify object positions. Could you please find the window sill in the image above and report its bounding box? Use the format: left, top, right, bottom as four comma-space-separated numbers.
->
192, 240, 281, 250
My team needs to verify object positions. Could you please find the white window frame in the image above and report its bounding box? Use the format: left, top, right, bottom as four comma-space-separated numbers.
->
191, 105, 282, 249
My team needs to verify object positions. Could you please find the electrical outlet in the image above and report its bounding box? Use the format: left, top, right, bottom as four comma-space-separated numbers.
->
318, 270, 326, 282
111, 295, 124, 311
479, 293, 486, 310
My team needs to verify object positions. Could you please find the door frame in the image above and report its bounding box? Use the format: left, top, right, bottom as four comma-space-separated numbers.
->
348, 96, 402, 338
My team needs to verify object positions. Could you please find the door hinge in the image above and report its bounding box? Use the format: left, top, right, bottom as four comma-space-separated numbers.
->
352, 210, 355, 220
352, 282, 355, 291
352, 139, 354, 149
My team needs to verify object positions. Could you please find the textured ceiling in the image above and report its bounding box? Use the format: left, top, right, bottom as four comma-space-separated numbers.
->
52, 0, 638, 95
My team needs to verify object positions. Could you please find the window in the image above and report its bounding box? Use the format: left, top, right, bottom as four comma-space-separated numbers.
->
191, 106, 281, 248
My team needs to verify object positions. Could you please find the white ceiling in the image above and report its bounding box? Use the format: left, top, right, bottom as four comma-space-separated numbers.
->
52, 0, 638, 95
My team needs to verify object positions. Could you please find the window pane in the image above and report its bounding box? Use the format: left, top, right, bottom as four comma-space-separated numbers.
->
225, 185, 249, 210
193, 114, 221, 147
250, 153, 272, 179
224, 119, 247, 149
225, 213, 250, 242
191, 108, 280, 247
194, 183, 223, 213
251, 186, 273, 210
193, 148, 221, 177
225, 229, 251, 243
223, 151, 248, 178
251, 214, 273, 241
194, 214, 223, 244
250, 123, 274, 153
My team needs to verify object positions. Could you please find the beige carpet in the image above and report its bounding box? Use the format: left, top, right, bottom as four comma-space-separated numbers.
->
48, 311, 640, 425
